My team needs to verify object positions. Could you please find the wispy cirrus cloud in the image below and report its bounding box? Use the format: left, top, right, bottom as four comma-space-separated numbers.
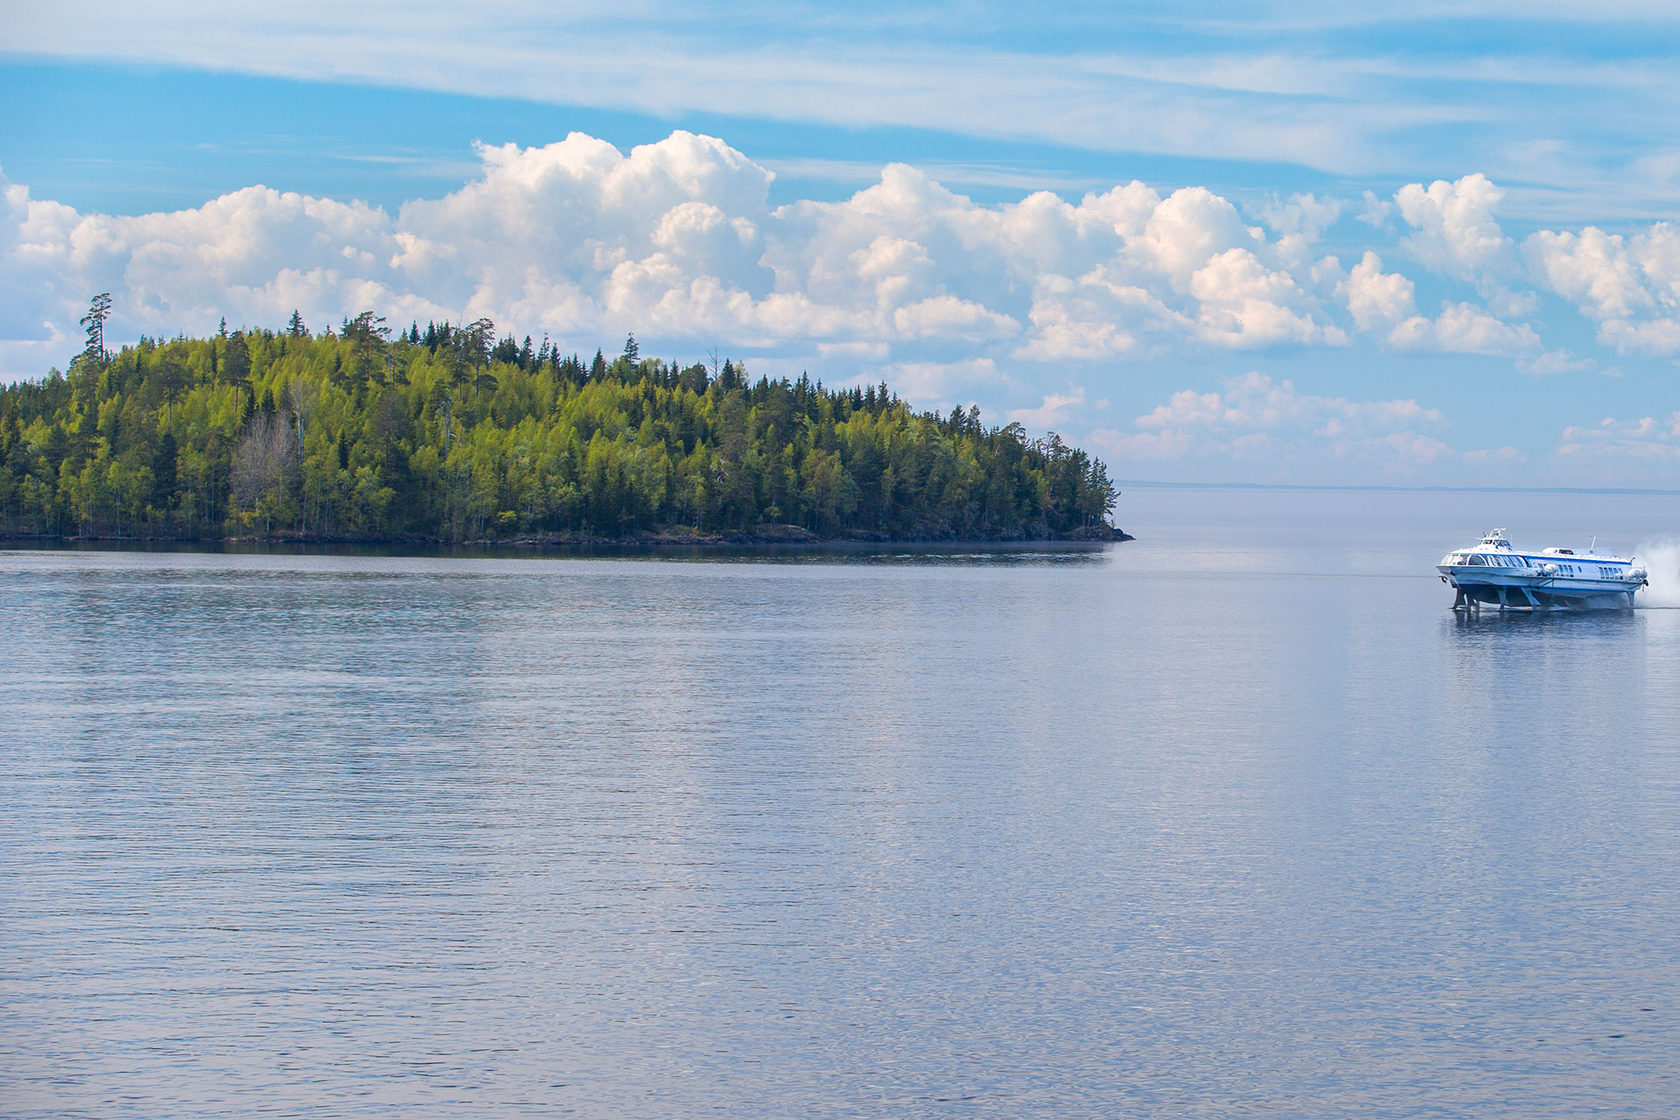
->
13, 2, 1680, 217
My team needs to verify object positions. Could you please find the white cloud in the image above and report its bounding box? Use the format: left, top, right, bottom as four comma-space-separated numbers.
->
1133, 371, 1442, 436
1136, 388, 1226, 429
8, 137, 1680, 490
1341, 250, 1416, 332
1357, 190, 1395, 229
1013, 272, 1187, 360
1136, 187, 1261, 288
1006, 389, 1087, 429
891, 295, 1020, 341
1596, 317, 1680, 354
1189, 249, 1346, 348
1087, 427, 1195, 461
1523, 226, 1652, 321
1254, 193, 1343, 242
1348, 431, 1454, 464
1096, 371, 1462, 473
15, 135, 1466, 381
1464, 445, 1526, 466
4, 141, 1605, 392
1521, 220, 1680, 355
1395, 173, 1515, 282
1388, 302, 1541, 356
1517, 349, 1596, 375
868, 357, 1012, 408
1558, 413, 1680, 462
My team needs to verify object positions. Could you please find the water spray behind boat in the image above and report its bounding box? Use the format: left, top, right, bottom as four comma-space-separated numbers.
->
1634, 540, 1680, 608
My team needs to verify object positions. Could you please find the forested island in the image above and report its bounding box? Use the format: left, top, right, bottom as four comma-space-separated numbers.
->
0, 302, 1123, 547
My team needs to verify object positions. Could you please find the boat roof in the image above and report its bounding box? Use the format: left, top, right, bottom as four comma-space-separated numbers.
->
1449, 529, 1630, 561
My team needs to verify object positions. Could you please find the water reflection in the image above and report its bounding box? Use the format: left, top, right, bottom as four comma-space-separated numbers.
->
1445, 604, 1642, 634
5, 492, 1680, 1119
3, 539, 1114, 565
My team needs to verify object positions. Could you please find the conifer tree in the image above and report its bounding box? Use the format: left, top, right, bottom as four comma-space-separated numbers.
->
77, 293, 112, 370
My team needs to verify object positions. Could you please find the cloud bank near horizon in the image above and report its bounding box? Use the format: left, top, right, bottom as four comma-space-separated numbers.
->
6, 130, 1680, 480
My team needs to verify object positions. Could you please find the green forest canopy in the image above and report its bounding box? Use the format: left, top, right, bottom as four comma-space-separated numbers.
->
0, 308, 1118, 543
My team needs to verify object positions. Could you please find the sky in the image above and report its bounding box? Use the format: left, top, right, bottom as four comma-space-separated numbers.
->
5, 1, 1680, 485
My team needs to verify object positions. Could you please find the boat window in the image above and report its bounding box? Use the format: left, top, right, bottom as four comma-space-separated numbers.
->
1467, 555, 1484, 564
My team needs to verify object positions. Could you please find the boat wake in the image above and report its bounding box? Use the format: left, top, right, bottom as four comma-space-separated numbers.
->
1635, 539, 1680, 608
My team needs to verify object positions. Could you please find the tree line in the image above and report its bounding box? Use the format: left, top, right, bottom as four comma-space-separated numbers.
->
0, 301, 1119, 544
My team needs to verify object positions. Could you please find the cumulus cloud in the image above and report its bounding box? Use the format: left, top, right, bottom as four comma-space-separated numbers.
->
1115, 372, 1444, 460
1395, 173, 1514, 282
1111, 371, 1451, 469
1091, 371, 1538, 478
1524, 226, 1651, 321
1189, 249, 1346, 348
1341, 251, 1416, 332
1135, 371, 1443, 434
0, 133, 1400, 381
1388, 301, 1542, 356
1521, 221, 1680, 354
1517, 349, 1596, 376
1006, 389, 1087, 429
1013, 272, 1185, 360
867, 357, 1012, 406
9, 134, 1680, 488
1254, 193, 1342, 243
1557, 414, 1680, 468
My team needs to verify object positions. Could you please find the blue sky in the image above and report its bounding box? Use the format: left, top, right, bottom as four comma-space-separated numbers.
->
6, 1, 1680, 484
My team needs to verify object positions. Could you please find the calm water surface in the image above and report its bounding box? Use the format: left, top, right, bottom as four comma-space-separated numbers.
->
4, 488, 1680, 1118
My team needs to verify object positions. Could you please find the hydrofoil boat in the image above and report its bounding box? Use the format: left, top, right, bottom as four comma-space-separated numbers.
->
1437, 529, 1647, 611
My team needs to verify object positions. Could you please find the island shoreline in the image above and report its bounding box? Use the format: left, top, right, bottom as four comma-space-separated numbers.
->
0, 524, 1132, 556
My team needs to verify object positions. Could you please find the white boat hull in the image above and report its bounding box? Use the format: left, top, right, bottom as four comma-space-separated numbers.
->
1440, 574, 1638, 611
1437, 529, 1647, 612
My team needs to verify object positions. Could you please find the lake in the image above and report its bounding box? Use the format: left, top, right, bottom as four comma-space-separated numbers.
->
4, 486, 1679, 1118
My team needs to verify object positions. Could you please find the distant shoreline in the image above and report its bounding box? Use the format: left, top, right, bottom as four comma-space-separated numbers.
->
1116, 479, 1680, 496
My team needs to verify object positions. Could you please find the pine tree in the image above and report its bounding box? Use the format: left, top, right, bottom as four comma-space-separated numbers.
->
77, 293, 112, 370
